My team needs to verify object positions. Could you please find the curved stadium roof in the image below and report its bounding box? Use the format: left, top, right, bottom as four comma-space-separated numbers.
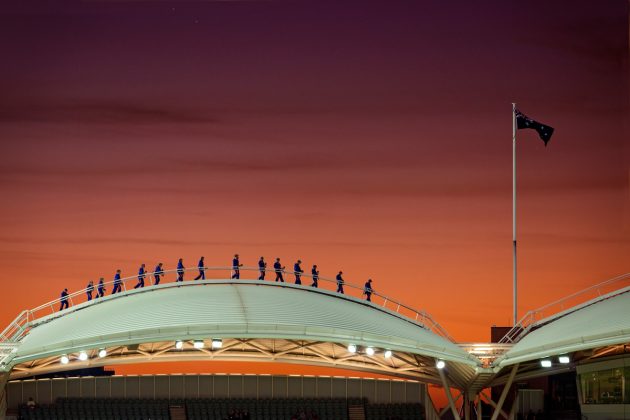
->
13, 281, 478, 370
496, 287, 630, 367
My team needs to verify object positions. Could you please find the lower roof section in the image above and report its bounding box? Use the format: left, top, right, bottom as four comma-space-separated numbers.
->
497, 288, 630, 367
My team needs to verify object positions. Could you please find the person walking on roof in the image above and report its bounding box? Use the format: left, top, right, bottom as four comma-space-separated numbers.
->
363, 279, 374, 302
258, 257, 267, 280
294, 260, 303, 285
311, 265, 319, 288
154, 262, 164, 285
59, 288, 69, 310
232, 254, 242, 279
86, 280, 94, 301
111, 269, 123, 294
134, 263, 146, 288
176, 258, 185, 282
274, 258, 285, 282
194, 256, 206, 280
95, 277, 105, 298
336, 271, 344, 294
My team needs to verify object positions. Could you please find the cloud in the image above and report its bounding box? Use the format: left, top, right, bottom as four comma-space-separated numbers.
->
0, 100, 218, 124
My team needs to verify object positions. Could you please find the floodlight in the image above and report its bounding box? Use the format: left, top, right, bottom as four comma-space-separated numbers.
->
558, 356, 570, 364
540, 359, 552, 368
78, 351, 88, 361
384, 350, 393, 359
60, 355, 69, 364
212, 339, 223, 349
436, 360, 446, 369
98, 349, 107, 358
347, 344, 357, 353
365, 347, 375, 356
193, 340, 205, 349
175, 340, 183, 349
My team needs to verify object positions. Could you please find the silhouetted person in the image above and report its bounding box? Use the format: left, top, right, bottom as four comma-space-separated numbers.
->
59, 288, 69, 310
274, 258, 285, 282
363, 279, 373, 301
194, 256, 205, 280
177, 258, 185, 282
232, 254, 242, 279
111, 269, 123, 294
336, 271, 344, 294
134, 263, 146, 288
26, 397, 36, 410
311, 265, 319, 288
96, 277, 105, 298
294, 260, 303, 285
154, 262, 164, 285
258, 257, 267, 280
86, 280, 94, 301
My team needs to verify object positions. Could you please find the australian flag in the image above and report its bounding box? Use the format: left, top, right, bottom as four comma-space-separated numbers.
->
515, 109, 554, 146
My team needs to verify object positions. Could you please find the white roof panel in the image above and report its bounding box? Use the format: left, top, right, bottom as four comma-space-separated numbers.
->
499, 289, 630, 367
14, 281, 477, 366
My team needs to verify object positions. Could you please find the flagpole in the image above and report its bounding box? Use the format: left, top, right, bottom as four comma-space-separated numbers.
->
512, 103, 517, 326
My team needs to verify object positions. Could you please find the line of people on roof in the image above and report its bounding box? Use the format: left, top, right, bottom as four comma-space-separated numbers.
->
58, 255, 375, 311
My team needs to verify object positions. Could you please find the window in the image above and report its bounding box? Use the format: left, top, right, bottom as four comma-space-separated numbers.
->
580, 368, 624, 404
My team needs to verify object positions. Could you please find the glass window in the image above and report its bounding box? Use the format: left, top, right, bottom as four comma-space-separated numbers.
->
580, 368, 624, 404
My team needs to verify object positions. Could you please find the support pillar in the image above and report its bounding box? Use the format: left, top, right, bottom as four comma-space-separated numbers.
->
465, 393, 472, 420
439, 392, 462, 417
476, 396, 482, 420
490, 364, 519, 420
438, 368, 461, 420
481, 391, 508, 420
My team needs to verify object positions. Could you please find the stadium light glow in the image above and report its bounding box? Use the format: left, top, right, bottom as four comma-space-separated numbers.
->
558, 355, 570, 364
436, 360, 446, 369
175, 340, 183, 349
347, 344, 357, 353
98, 349, 107, 358
212, 339, 223, 349
193, 340, 205, 349
384, 350, 392, 359
540, 359, 552, 368
78, 351, 88, 361
60, 355, 69, 364
365, 347, 375, 356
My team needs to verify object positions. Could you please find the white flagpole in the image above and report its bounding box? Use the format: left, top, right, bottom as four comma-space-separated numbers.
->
512, 103, 518, 326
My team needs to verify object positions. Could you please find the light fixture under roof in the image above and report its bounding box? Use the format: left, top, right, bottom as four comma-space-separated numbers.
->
78, 351, 88, 361
347, 344, 357, 354
436, 360, 446, 369
384, 350, 392, 359
212, 339, 223, 349
60, 355, 69, 364
98, 349, 107, 358
558, 355, 570, 364
365, 347, 375, 356
193, 340, 204, 349
540, 359, 552, 368
175, 340, 183, 349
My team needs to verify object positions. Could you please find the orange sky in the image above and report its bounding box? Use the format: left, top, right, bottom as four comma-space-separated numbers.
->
1, 0, 629, 383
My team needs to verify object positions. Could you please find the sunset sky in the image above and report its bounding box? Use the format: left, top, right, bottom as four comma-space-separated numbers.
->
1, 0, 628, 377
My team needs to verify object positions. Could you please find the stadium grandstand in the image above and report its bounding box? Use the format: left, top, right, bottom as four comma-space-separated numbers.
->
1, 265, 629, 420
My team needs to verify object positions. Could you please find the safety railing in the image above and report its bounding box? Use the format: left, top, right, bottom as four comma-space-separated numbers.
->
499, 272, 630, 344
0, 265, 454, 344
